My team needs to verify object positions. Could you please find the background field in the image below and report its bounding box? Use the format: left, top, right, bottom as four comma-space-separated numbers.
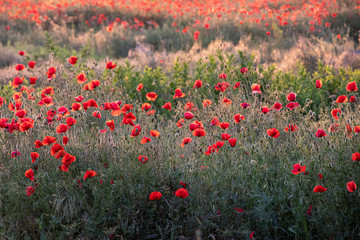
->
1, 0, 360, 239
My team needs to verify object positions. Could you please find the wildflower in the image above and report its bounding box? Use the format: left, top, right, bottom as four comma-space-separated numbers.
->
68, 56, 77, 65
26, 186, 35, 196
316, 79, 322, 88
291, 163, 306, 175
175, 188, 188, 198
267, 128, 280, 138
149, 191, 162, 200
313, 185, 327, 192
347, 181, 357, 192
25, 169, 35, 181
315, 129, 327, 138
83, 170, 97, 180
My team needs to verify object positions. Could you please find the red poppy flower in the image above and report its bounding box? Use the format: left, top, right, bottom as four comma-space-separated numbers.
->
181, 137, 192, 148
29, 77, 37, 85
354, 126, 360, 133
251, 83, 261, 93
30, 152, 40, 163
26, 186, 35, 196
11, 150, 21, 158
352, 152, 360, 161
150, 130, 160, 137
140, 137, 152, 144
83, 170, 97, 180
184, 112, 194, 120
233, 82, 241, 89
267, 128, 280, 138
228, 138, 237, 147
316, 79, 322, 89
162, 102, 172, 110
175, 188, 188, 198
66, 117, 77, 127
203, 99, 212, 108
219, 122, 230, 129
335, 95, 348, 103
315, 129, 327, 138
76, 73, 87, 84
130, 125, 141, 137
106, 61, 116, 69
19, 120, 34, 132
68, 56, 77, 65
291, 163, 306, 175
346, 124, 352, 138
63, 136, 69, 146
222, 98, 232, 105
15, 109, 27, 118
347, 181, 357, 192
218, 73, 227, 79
272, 102, 282, 111
25, 169, 35, 181
177, 118, 185, 128
287, 92, 296, 101
286, 102, 300, 110
189, 120, 203, 131
234, 113, 245, 123
261, 106, 270, 114
46, 67, 56, 79
193, 128, 206, 137
240, 67, 248, 74
173, 88, 185, 99
42, 136, 57, 145
92, 111, 102, 119
84, 99, 99, 110
136, 83, 143, 92
184, 102, 197, 111
70, 103, 81, 112
41, 87, 54, 95
250, 231, 254, 239
313, 185, 327, 193
38, 94, 54, 106
350, 96, 357, 102
215, 82, 229, 92
149, 191, 162, 200
15, 64, 25, 71
193, 80, 202, 89
74, 95, 84, 102
28, 61, 36, 69
141, 103, 152, 111
34, 140, 44, 148
222, 133, 231, 140
210, 117, 220, 126
241, 103, 250, 109
19, 51, 25, 56
285, 124, 297, 132
88, 80, 100, 90
56, 124, 69, 134
138, 155, 148, 163
106, 120, 115, 131
12, 76, 24, 88
146, 92, 158, 101
50, 144, 64, 156
331, 109, 341, 120
346, 82, 358, 92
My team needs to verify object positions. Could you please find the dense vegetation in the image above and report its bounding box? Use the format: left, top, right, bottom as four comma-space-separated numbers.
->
1, 0, 360, 239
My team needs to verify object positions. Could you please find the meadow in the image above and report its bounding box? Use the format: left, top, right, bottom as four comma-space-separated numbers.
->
1, 0, 360, 239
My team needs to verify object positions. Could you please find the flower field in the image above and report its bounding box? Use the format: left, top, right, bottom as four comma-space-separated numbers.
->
1, 0, 360, 239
